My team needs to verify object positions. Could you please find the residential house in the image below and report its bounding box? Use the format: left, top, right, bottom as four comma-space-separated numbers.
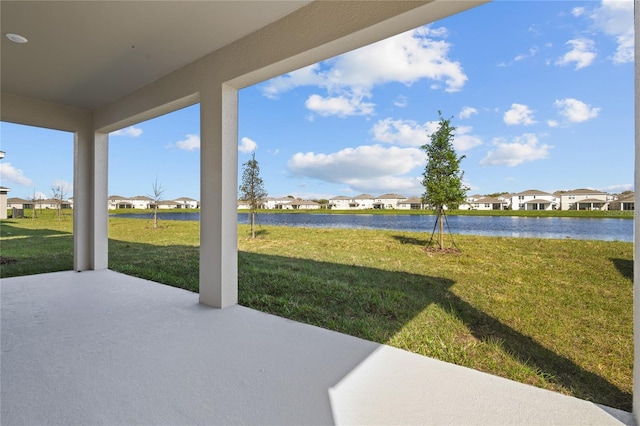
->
237, 200, 251, 210
175, 197, 198, 209
397, 196, 424, 210
263, 197, 294, 209
7, 197, 33, 210
129, 196, 154, 210
0, 186, 9, 219
609, 192, 635, 211
373, 193, 406, 209
155, 200, 180, 210
329, 195, 352, 210
108, 195, 133, 210
283, 199, 320, 210
511, 190, 556, 211
353, 194, 375, 209
470, 197, 508, 211
559, 189, 610, 210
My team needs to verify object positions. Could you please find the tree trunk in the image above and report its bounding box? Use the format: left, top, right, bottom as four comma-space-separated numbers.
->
439, 207, 444, 249
153, 206, 158, 229
251, 211, 255, 238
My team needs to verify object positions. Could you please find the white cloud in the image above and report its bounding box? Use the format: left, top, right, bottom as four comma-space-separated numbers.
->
589, 0, 634, 64
459, 106, 478, 119
454, 126, 483, 152
371, 118, 481, 152
554, 98, 600, 123
0, 162, 32, 186
503, 103, 536, 126
514, 47, 539, 62
547, 120, 560, 128
572, 7, 585, 17
238, 137, 258, 153
556, 38, 596, 69
393, 95, 408, 108
601, 183, 633, 193
287, 144, 425, 193
175, 134, 200, 151
110, 126, 143, 137
371, 118, 434, 147
261, 25, 467, 116
480, 134, 551, 167
305, 94, 375, 117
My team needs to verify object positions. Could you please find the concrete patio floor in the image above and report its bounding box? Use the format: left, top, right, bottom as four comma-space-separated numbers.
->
1, 270, 634, 425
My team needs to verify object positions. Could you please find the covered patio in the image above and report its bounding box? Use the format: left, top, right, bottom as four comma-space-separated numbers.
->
1, 0, 639, 424
2, 270, 634, 425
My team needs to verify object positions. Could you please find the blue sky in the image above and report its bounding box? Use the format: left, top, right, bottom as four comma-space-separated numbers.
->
0, 1, 634, 202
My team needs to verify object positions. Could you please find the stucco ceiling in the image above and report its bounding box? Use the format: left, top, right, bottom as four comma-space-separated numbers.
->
0, 1, 312, 110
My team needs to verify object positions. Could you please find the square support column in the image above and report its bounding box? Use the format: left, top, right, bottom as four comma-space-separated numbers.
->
73, 128, 108, 271
199, 84, 238, 308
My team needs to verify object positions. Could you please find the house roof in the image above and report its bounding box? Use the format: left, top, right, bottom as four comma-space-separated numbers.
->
376, 193, 406, 199
330, 196, 352, 200
130, 196, 153, 201
514, 189, 553, 196
563, 189, 607, 195
354, 194, 375, 200
475, 197, 507, 204
287, 200, 319, 206
577, 198, 608, 203
399, 197, 423, 204
175, 197, 197, 201
7, 197, 30, 203
108, 195, 127, 200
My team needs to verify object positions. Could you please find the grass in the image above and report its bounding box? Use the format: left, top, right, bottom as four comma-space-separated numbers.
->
0, 212, 633, 411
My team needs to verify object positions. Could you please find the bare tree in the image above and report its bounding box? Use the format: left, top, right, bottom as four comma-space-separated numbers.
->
51, 184, 67, 221
150, 178, 165, 229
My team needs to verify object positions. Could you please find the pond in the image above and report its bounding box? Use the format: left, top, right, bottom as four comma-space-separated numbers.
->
112, 212, 633, 242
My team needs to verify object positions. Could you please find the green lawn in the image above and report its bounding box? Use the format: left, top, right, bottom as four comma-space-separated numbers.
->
0, 212, 633, 411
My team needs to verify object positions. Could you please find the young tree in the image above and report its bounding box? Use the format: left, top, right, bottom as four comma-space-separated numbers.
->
239, 153, 267, 238
51, 184, 67, 222
150, 178, 165, 229
421, 112, 469, 249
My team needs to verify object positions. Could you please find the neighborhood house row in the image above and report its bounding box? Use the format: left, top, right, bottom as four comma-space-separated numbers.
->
5, 189, 635, 213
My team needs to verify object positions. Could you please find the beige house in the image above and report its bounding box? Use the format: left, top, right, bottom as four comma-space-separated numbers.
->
559, 189, 611, 210
328, 195, 352, 210
470, 197, 508, 211
7, 197, 33, 210
283, 199, 320, 210
0, 186, 9, 219
609, 193, 635, 211
397, 196, 424, 210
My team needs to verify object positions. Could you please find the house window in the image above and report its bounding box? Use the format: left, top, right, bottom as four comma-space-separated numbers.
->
484, 203, 490, 208
518, 196, 524, 200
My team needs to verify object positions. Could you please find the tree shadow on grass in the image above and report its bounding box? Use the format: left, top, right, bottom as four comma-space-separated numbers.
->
0, 223, 73, 277
238, 251, 630, 412
391, 235, 430, 246
610, 258, 633, 281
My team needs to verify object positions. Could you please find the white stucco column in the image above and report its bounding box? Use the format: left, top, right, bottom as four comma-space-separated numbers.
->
199, 84, 238, 308
73, 128, 108, 271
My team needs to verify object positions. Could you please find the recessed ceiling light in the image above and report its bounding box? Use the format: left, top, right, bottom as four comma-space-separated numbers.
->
5, 33, 28, 44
